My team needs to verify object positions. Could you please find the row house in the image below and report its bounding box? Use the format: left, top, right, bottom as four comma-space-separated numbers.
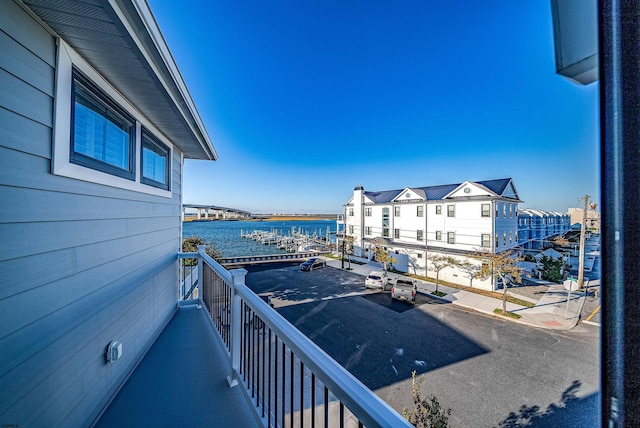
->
517, 209, 571, 250
344, 178, 522, 291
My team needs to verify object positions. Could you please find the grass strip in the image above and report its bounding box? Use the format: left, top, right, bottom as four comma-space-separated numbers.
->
493, 308, 522, 319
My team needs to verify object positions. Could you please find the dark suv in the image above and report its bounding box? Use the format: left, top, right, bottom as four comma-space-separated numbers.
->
299, 257, 326, 271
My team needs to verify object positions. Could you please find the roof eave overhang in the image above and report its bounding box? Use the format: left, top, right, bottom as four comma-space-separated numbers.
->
23, 0, 217, 161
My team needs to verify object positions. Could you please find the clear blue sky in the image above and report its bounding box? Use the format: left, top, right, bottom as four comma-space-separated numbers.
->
148, 0, 599, 214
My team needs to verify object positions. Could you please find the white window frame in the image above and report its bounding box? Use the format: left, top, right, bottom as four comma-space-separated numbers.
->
447, 205, 455, 217
52, 40, 173, 198
447, 232, 455, 244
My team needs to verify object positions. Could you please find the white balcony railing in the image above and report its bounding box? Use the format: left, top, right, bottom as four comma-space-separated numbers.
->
180, 246, 411, 428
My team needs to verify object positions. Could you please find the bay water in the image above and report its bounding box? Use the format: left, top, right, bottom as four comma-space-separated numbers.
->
182, 219, 338, 258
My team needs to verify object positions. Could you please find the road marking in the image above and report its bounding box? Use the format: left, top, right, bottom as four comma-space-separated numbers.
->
584, 305, 601, 322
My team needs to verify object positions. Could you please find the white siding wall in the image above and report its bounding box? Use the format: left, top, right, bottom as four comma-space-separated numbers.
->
0, 3, 182, 426
393, 203, 425, 244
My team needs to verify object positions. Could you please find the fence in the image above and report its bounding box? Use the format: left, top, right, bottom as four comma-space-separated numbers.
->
184, 246, 410, 428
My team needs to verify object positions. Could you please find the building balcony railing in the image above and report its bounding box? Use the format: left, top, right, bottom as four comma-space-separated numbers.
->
179, 246, 411, 427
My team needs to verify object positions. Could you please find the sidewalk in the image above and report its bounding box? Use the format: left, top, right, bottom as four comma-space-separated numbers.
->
325, 257, 586, 330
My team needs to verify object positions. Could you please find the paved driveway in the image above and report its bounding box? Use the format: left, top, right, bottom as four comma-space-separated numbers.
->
245, 262, 600, 428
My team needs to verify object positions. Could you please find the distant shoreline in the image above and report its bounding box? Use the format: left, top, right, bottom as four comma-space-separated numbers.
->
183, 216, 337, 222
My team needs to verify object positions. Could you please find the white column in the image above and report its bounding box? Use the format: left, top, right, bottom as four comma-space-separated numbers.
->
227, 268, 248, 388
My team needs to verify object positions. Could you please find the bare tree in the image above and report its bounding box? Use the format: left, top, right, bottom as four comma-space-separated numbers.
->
426, 254, 456, 295
403, 370, 451, 427
340, 234, 354, 269
553, 236, 570, 247
373, 238, 396, 272
457, 260, 483, 288
473, 250, 524, 313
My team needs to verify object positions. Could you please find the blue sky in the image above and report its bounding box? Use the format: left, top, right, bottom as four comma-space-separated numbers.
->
148, 0, 599, 214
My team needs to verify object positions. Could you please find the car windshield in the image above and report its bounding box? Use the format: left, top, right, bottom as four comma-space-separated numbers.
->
368, 275, 381, 280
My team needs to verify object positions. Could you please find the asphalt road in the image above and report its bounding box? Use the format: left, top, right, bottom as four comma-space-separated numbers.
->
245, 262, 600, 428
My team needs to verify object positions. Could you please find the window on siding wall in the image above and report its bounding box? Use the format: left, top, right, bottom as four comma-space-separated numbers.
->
365, 207, 372, 216
436, 205, 442, 215
436, 231, 442, 240
447, 205, 455, 217
349, 225, 354, 234
481, 233, 490, 247
394, 228, 400, 239
417, 230, 423, 241
447, 232, 455, 244
349, 208, 354, 216
365, 226, 371, 235
394, 206, 400, 216
417, 206, 424, 217
71, 69, 135, 179
496, 234, 499, 247
141, 129, 170, 190
481, 203, 490, 217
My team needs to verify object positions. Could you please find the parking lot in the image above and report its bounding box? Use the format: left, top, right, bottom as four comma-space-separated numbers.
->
245, 262, 600, 428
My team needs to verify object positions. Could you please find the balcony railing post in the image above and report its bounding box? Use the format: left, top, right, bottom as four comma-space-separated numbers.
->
227, 268, 247, 388
197, 245, 206, 300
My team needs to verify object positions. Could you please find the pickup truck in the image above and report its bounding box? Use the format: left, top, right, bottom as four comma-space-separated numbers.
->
391, 278, 417, 304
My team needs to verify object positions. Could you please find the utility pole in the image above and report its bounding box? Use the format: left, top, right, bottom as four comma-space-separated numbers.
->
577, 194, 590, 288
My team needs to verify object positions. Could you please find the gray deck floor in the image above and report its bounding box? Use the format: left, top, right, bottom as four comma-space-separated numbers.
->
96, 304, 258, 427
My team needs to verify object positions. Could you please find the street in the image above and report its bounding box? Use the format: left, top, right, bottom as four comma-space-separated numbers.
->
246, 262, 600, 428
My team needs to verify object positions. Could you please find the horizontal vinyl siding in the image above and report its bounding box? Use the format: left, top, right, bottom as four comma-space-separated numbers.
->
0, 3, 184, 426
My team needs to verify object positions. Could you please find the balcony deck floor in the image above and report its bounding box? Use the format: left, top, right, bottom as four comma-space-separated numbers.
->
96, 304, 257, 427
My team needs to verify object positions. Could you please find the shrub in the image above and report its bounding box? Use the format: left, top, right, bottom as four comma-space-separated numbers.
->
403, 371, 451, 427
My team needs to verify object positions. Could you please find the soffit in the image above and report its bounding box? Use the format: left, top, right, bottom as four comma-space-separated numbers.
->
23, 0, 216, 160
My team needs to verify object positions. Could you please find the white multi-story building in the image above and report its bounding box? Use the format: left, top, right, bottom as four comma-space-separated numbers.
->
343, 178, 522, 291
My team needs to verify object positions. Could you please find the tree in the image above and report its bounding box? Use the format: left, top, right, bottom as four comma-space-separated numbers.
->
538, 255, 563, 283
426, 254, 456, 295
372, 238, 396, 272
182, 236, 222, 266
403, 370, 451, 427
474, 250, 524, 314
552, 236, 570, 248
457, 260, 483, 288
342, 235, 355, 269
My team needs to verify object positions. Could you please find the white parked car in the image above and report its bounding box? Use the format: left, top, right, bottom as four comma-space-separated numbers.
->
365, 270, 388, 290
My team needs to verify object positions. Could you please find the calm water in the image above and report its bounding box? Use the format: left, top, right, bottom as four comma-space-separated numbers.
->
182, 219, 338, 257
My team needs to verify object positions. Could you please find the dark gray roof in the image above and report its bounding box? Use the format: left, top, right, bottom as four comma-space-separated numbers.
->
476, 178, 512, 195
419, 183, 461, 200
363, 189, 404, 203
362, 178, 517, 202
